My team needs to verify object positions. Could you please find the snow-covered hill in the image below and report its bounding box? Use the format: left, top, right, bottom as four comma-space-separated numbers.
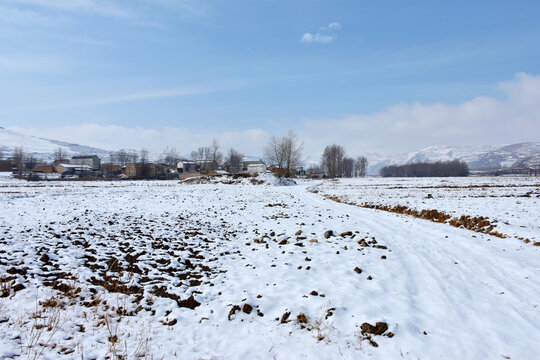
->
0, 127, 110, 161
366, 142, 540, 175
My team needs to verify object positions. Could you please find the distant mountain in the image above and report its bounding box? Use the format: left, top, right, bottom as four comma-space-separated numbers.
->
0, 127, 110, 161
366, 142, 540, 175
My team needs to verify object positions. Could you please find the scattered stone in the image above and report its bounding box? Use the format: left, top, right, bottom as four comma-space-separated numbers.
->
324, 230, 334, 239
367, 276, 373, 280
310, 290, 319, 296
339, 231, 353, 237
354, 267, 362, 274
242, 303, 253, 314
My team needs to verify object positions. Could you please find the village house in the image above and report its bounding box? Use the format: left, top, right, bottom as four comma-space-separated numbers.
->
177, 160, 198, 173
31, 164, 55, 174
242, 160, 266, 175
71, 155, 101, 171
0, 160, 12, 172
101, 164, 121, 177
54, 163, 93, 177
125, 163, 156, 178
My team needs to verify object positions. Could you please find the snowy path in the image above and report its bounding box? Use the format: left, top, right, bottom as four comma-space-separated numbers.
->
0, 179, 539, 359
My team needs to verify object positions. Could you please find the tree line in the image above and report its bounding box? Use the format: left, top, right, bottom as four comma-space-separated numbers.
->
310, 144, 367, 178
380, 160, 469, 177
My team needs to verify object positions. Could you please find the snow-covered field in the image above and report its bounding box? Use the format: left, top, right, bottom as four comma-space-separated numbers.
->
0, 175, 539, 359
312, 176, 540, 243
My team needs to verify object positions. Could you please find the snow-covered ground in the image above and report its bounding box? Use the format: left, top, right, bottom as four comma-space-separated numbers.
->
312, 176, 540, 243
0, 175, 539, 359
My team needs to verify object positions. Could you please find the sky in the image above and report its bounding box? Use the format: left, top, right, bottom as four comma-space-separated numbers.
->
1, 0, 540, 160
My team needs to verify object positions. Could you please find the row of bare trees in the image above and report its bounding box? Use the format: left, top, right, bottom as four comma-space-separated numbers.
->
380, 160, 469, 177
9, 146, 40, 177
190, 139, 224, 173
320, 144, 368, 178
103, 139, 247, 176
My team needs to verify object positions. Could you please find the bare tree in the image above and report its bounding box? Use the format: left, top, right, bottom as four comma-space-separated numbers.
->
209, 139, 223, 171
264, 136, 286, 170
354, 156, 368, 177
116, 149, 128, 166
264, 131, 304, 177
191, 147, 206, 172
25, 153, 39, 171
13, 146, 24, 176
129, 151, 139, 164
139, 148, 151, 178
321, 144, 345, 178
225, 148, 243, 174
342, 157, 354, 178
162, 146, 179, 167
108, 151, 117, 165
53, 147, 67, 161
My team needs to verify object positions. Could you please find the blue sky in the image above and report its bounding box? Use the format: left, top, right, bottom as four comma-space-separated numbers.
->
1, 0, 539, 158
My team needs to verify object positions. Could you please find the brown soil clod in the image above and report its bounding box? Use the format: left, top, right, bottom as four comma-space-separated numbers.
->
361, 321, 388, 336
178, 295, 200, 309
280, 311, 291, 323
297, 313, 308, 324
354, 267, 362, 274
228, 305, 241, 320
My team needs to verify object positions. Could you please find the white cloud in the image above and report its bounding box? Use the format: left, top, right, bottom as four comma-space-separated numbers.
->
302, 21, 341, 44
327, 22, 341, 30
299, 72, 540, 155
301, 32, 334, 44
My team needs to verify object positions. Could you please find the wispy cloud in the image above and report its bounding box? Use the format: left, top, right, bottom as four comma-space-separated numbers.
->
0, 54, 66, 73
0, 4, 52, 26
301, 21, 341, 44
41, 81, 246, 109
327, 22, 341, 30
301, 33, 335, 44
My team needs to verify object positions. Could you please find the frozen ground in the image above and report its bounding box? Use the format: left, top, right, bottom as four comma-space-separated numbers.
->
311, 176, 540, 243
0, 175, 539, 360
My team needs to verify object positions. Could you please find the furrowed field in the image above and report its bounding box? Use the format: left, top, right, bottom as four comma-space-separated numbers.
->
1, 174, 539, 359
